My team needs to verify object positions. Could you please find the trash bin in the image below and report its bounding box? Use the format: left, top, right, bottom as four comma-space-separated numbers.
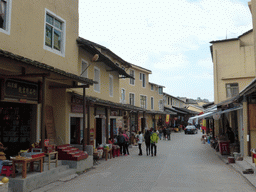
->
219, 141, 230, 155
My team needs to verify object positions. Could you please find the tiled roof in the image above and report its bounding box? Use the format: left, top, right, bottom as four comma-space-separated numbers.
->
77, 37, 134, 79
0, 49, 95, 85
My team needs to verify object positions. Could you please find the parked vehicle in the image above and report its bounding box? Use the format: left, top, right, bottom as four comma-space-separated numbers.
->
184, 125, 198, 134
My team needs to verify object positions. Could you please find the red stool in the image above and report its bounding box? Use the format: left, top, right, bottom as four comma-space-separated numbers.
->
0, 165, 12, 177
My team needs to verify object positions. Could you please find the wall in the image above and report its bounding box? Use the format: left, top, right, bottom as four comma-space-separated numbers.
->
212, 38, 255, 104
0, 0, 79, 74
77, 49, 120, 103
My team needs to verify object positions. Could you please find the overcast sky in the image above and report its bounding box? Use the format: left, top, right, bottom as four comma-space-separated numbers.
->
79, 0, 252, 102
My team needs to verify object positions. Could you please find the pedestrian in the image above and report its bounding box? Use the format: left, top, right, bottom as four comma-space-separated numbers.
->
117, 131, 126, 155
226, 127, 235, 143
150, 129, 159, 156
144, 130, 151, 156
159, 128, 163, 140
166, 127, 171, 140
138, 131, 143, 156
163, 127, 167, 140
123, 130, 130, 156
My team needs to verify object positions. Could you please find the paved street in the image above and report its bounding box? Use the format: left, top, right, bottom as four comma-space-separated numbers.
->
46, 132, 256, 192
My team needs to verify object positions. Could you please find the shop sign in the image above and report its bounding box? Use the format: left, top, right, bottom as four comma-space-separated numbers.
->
5, 79, 38, 101
71, 104, 84, 113
96, 107, 105, 116
110, 110, 118, 116
71, 95, 83, 105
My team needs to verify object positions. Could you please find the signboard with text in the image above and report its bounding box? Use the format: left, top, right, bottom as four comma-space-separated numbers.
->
5, 79, 38, 101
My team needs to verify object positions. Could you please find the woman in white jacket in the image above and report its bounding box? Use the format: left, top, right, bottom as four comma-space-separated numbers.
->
138, 131, 143, 156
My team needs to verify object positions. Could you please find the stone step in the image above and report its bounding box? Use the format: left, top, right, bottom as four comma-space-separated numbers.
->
43, 161, 65, 171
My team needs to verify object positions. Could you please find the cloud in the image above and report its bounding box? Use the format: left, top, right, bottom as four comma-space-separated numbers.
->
79, 0, 251, 101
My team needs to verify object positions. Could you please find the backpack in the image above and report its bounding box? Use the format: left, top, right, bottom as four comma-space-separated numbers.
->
118, 135, 125, 144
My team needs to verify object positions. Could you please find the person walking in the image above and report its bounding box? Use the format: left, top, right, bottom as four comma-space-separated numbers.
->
144, 130, 151, 156
138, 131, 143, 156
117, 131, 126, 155
163, 127, 167, 140
123, 130, 129, 156
159, 128, 163, 140
150, 129, 159, 156
166, 127, 171, 140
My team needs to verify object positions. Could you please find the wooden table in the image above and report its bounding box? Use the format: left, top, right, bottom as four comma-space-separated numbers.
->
12, 155, 45, 178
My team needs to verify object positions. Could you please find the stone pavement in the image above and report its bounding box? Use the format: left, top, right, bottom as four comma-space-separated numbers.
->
212, 144, 256, 190
32, 132, 256, 192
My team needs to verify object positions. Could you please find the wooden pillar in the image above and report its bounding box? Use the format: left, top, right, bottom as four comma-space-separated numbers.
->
87, 101, 90, 145
83, 87, 86, 151
105, 107, 109, 144
136, 112, 139, 132
40, 76, 46, 152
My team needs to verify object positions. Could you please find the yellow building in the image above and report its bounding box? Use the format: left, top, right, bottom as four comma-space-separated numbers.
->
0, 0, 99, 158
210, 27, 255, 156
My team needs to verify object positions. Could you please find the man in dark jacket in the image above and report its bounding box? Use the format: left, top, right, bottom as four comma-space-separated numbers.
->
166, 128, 171, 140
117, 131, 126, 155
144, 130, 151, 156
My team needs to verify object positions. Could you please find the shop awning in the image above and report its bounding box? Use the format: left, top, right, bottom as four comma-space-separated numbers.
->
188, 110, 217, 124
219, 106, 243, 114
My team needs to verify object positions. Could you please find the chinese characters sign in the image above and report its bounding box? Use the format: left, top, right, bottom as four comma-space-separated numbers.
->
5, 79, 38, 101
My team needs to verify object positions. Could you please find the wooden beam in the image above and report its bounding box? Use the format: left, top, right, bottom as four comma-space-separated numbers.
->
0, 73, 50, 78
49, 84, 90, 89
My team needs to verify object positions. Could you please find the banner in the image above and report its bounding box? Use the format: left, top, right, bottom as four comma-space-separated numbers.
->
166, 114, 170, 124
202, 119, 206, 130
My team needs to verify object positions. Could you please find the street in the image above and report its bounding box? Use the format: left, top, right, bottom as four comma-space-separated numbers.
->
45, 131, 255, 192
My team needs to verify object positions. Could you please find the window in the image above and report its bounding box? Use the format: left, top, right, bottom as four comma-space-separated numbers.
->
140, 95, 147, 109
44, 9, 65, 56
121, 89, 125, 103
141, 73, 145, 87
151, 84, 154, 91
226, 83, 239, 98
139, 73, 142, 80
129, 93, 135, 105
168, 97, 170, 105
159, 87, 163, 94
81, 60, 88, 78
159, 100, 163, 111
151, 97, 154, 110
130, 70, 135, 85
109, 75, 113, 97
94, 67, 100, 92
0, 0, 11, 34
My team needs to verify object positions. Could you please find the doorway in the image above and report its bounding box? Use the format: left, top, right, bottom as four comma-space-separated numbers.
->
96, 118, 102, 147
70, 117, 82, 144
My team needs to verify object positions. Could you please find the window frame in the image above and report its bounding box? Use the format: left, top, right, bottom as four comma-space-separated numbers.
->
81, 59, 88, 78
159, 87, 163, 95
151, 84, 154, 91
109, 74, 113, 97
159, 100, 163, 111
226, 83, 239, 98
121, 88, 126, 103
0, 0, 12, 35
44, 8, 66, 57
151, 97, 154, 110
93, 67, 100, 93
140, 95, 147, 109
141, 73, 146, 88
129, 69, 135, 85
129, 93, 135, 106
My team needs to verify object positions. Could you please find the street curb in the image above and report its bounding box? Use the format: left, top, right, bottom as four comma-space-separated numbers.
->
213, 148, 256, 190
